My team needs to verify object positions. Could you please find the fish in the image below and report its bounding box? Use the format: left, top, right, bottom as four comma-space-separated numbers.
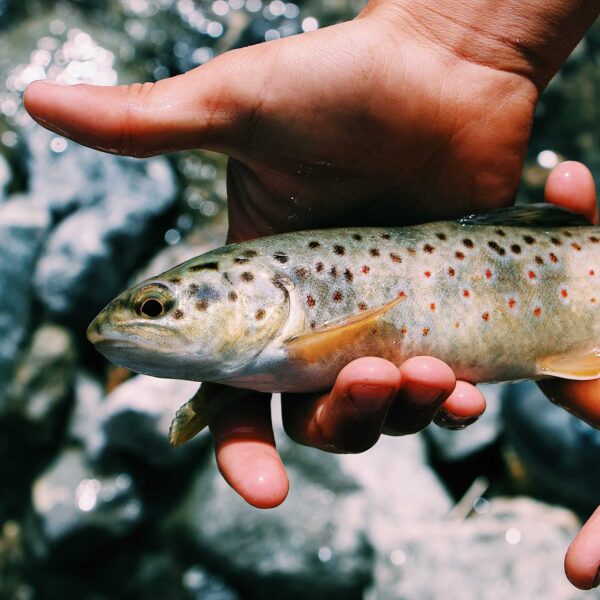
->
87, 204, 600, 444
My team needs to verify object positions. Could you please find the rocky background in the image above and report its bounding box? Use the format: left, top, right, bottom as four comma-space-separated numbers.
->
0, 2, 598, 598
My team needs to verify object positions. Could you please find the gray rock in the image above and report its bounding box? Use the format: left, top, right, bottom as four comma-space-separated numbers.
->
67, 371, 105, 455
32, 127, 177, 326
366, 497, 588, 600
169, 437, 373, 600
5, 324, 77, 428
425, 383, 504, 462
93, 375, 208, 469
182, 565, 241, 600
502, 381, 600, 512
0, 198, 50, 408
30, 448, 143, 561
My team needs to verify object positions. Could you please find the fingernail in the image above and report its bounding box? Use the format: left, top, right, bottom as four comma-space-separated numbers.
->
593, 567, 600, 589
433, 408, 479, 430
350, 384, 395, 415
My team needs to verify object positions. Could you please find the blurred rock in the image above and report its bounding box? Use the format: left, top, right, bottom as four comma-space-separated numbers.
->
67, 371, 105, 455
502, 381, 600, 513
30, 448, 143, 562
181, 564, 241, 600
0, 198, 49, 408
425, 384, 504, 462
169, 442, 373, 600
91, 375, 208, 470
368, 497, 586, 600
32, 128, 177, 327
5, 324, 77, 431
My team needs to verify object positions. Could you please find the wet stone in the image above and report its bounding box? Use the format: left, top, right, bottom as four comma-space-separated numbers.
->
30, 448, 144, 563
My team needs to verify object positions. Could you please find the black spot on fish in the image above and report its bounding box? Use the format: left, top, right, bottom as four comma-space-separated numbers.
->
273, 252, 288, 263
307, 295, 316, 307
196, 300, 208, 311
255, 309, 266, 320
423, 244, 435, 253
511, 244, 521, 254
495, 229, 506, 237
169, 277, 181, 284
462, 239, 474, 248
591, 236, 600, 243
333, 245, 346, 255
352, 233, 362, 241
295, 267, 308, 278
550, 237, 562, 246
310, 321, 317, 329
523, 235, 535, 245
436, 232, 447, 241
243, 250, 258, 258
316, 262, 324, 273
381, 233, 391, 240
241, 272, 254, 282
308, 241, 320, 249
563, 231, 573, 237
358, 302, 367, 310
234, 257, 249, 264
407, 247, 416, 256
344, 268, 353, 282
228, 291, 238, 302
487, 241, 506, 255
222, 272, 233, 285
369, 248, 380, 257
330, 266, 338, 278
189, 261, 219, 272
173, 309, 184, 319
535, 256, 544, 265
187, 284, 200, 297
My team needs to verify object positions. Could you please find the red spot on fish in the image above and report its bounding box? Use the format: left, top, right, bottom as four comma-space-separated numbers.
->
533, 307, 542, 316
463, 290, 470, 298
485, 269, 492, 279
306, 295, 316, 308
571, 242, 582, 251
400, 326, 407, 335
332, 291, 343, 302
422, 327, 429, 336
390, 252, 402, 263
561, 289, 568, 298
528, 270, 536, 279
448, 267, 455, 277
455, 251, 465, 260
424, 271, 431, 278
454, 322, 460, 329
482, 312, 489, 321
592, 298, 598, 304
310, 321, 317, 329
358, 302, 368, 311
398, 291, 406, 298
508, 298, 516, 308
549, 253, 558, 263
430, 303, 436, 311
590, 270, 596, 276
361, 265, 370, 274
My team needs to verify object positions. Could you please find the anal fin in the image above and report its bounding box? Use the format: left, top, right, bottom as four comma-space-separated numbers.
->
538, 348, 600, 380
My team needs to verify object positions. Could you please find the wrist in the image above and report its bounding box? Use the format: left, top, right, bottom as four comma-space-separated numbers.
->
359, 0, 600, 90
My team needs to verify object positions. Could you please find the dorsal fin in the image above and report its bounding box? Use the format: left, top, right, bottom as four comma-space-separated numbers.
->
458, 204, 590, 228
285, 295, 405, 363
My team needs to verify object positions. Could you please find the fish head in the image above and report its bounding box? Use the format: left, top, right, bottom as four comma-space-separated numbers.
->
87, 257, 291, 381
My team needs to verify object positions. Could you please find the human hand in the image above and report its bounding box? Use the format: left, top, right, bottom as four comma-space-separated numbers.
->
24, 0, 599, 512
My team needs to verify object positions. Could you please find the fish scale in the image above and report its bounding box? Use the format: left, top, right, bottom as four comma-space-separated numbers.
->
88, 205, 600, 397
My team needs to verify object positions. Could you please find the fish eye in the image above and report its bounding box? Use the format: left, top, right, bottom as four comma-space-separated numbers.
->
140, 298, 164, 318
133, 283, 175, 319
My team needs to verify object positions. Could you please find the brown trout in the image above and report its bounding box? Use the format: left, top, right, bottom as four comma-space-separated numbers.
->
88, 205, 600, 443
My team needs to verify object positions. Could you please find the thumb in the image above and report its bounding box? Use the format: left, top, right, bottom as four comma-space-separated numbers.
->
23, 47, 268, 158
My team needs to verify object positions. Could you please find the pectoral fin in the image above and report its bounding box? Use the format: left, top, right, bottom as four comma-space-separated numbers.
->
169, 384, 245, 446
285, 295, 405, 363
538, 348, 600, 380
